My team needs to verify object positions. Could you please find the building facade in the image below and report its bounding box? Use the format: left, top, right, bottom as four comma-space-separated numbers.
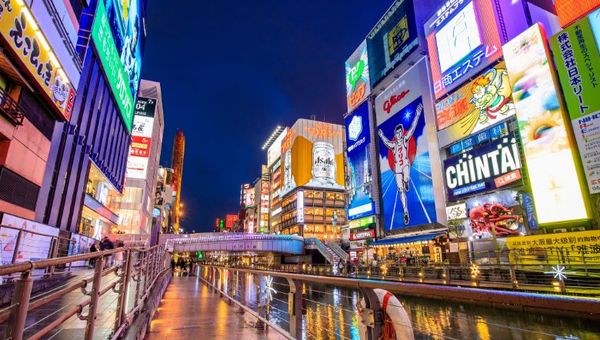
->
116, 80, 164, 236
170, 129, 185, 233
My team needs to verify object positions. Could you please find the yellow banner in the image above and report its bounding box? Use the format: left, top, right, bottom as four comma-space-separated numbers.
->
0, 0, 75, 120
506, 230, 600, 265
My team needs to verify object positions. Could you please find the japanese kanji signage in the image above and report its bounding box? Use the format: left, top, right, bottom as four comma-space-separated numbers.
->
551, 15, 600, 194
554, 0, 600, 28
425, 0, 503, 100
507, 230, 600, 265
0, 0, 76, 121
126, 97, 156, 179
345, 40, 371, 112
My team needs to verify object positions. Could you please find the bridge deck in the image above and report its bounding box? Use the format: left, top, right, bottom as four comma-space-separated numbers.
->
148, 275, 285, 339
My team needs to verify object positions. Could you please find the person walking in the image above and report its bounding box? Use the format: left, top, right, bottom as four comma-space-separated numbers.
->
89, 242, 98, 268
100, 237, 115, 267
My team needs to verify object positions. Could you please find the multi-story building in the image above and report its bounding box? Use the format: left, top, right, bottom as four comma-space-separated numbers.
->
35, 0, 147, 240
170, 129, 185, 233
116, 80, 164, 236
0, 0, 79, 224
255, 165, 270, 233
240, 183, 256, 233
278, 119, 347, 240
263, 126, 287, 233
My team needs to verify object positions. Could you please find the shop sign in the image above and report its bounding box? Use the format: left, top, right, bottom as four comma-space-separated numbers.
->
0, 0, 76, 121
446, 203, 467, 221
349, 216, 375, 229
91, 0, 135, 131
506, 229, 600, 265
551, 15, 600, 194
425, 0, 503, 99
297, 190, 304, 223
350, 240, 368, 249
367, 0, 418, 86
448, 122, 509, 156
465, 190, 525, 239
350, 229, 376, 241
435, 62, 516, 147
444, 137, 522, 201
345, 40, 371, 111
503, 24, 588, 224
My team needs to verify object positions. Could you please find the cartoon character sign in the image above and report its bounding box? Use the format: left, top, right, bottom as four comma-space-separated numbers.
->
436, 62, 517, 147
377, 97, 436, 229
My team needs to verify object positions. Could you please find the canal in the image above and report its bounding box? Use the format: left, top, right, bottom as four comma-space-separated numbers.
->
225, 273, 600, 339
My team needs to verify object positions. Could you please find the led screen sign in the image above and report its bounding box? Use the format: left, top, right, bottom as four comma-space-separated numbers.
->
367, 0, 418, 86
425, 0, 503, 100
503, 24, 588, 224
345, 102, 375, 220
436, 62, 517, 147
280, 120, 345, 198
375, 59, 437, 231
345, 41, 371, 112
444, 136, 522, 201
0, 0, 76, 121
92, 0, 135, 131
551, 15, 600, 193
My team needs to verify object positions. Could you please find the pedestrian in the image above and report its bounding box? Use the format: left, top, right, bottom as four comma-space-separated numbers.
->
89, 242, 98, 268
187, 260, 193, 276
101, 236, 115, 267
114, 240, 125, 265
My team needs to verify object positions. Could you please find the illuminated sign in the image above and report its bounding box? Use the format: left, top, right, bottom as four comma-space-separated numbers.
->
225, 214, 238, 229
444, 137, 522, 201
465, 190, 525, 239
350, 228, 376, 241
425, 0, 503, 100
448, 121, 508, 156
345, 102, 375, 220
435, 62, 516, 147
267, 127, 287, 167
551, 15, 600, 193
348, 215, 375, 229
297, 190, 304, 223
91, 0, 135, 131
554, 0, 600, 27
345, 40, 371, 111
126, 97, 155, 179
280, 120, 345, 198
0, 0, 76, 120
503, 24, 588, 224
376, 59, 437, 230
367, 0, 418, 86
446, 203, 467, 221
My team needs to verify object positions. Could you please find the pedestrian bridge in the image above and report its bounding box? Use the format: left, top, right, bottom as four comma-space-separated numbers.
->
159, 233, 304, 255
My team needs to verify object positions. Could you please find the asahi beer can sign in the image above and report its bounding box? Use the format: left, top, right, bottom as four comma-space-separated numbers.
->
312, 142, 336, 185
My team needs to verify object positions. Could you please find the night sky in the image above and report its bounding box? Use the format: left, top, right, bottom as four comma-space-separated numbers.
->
141, 2, 396, 232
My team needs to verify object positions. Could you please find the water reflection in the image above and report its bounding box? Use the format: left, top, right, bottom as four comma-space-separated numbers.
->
216, 271, 600, 340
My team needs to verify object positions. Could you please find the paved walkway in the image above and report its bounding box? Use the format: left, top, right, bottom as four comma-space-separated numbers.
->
147, 276, 286, 339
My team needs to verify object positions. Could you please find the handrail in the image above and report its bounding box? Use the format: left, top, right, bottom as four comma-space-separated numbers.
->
325, 241, 349, 261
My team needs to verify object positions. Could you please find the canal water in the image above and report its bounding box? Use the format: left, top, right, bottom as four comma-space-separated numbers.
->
227, 273, 600, 340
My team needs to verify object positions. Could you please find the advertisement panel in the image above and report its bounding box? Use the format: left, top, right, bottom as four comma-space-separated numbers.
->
350, 228, 376, 241
503, 24, 588, 224
367, 0, 419, 86
507, 229, 600, 265
436, 62, 517, 147
444, 136, 523, 201
554, 0, 600, 27
225, 214, 238, 229
0, 0, 76, 121
551, 15, 600, 193
91, 0, 135, 131
126, 97, 156, 179
425, 0, 503, 100
464, 190, 525, 240
280, 120, 345, 198
0, 214, 59, 264
104, 0, 145, 100
345, 41, 371, 111
345, 102, 375, 220
375, 60, 437, 230
267, 128, 288, 167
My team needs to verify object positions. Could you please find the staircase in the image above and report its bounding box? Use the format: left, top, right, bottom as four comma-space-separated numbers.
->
304, 238, 348, 266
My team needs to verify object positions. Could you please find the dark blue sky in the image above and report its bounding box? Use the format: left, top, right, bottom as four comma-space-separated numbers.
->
141, 2, 396, 231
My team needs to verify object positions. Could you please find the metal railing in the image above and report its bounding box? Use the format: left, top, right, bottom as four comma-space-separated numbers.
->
203, 250, 600, 297
325, 240, 350, 261
199, 264, 600, 340
0, 87, 25, 125
304, 238, 342, 265
0, 245, 170, 340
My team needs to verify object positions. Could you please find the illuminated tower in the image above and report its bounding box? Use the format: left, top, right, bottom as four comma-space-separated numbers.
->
171, 129, 185, 233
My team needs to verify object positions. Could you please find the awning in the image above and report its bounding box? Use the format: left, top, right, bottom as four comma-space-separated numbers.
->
370, 233, 444, 247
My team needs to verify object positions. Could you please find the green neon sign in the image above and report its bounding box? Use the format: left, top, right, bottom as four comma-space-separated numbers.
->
91, 0, 134, 132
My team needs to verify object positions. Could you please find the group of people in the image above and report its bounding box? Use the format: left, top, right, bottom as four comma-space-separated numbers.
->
170, 257, 195, 276
89, 236, 125, 268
